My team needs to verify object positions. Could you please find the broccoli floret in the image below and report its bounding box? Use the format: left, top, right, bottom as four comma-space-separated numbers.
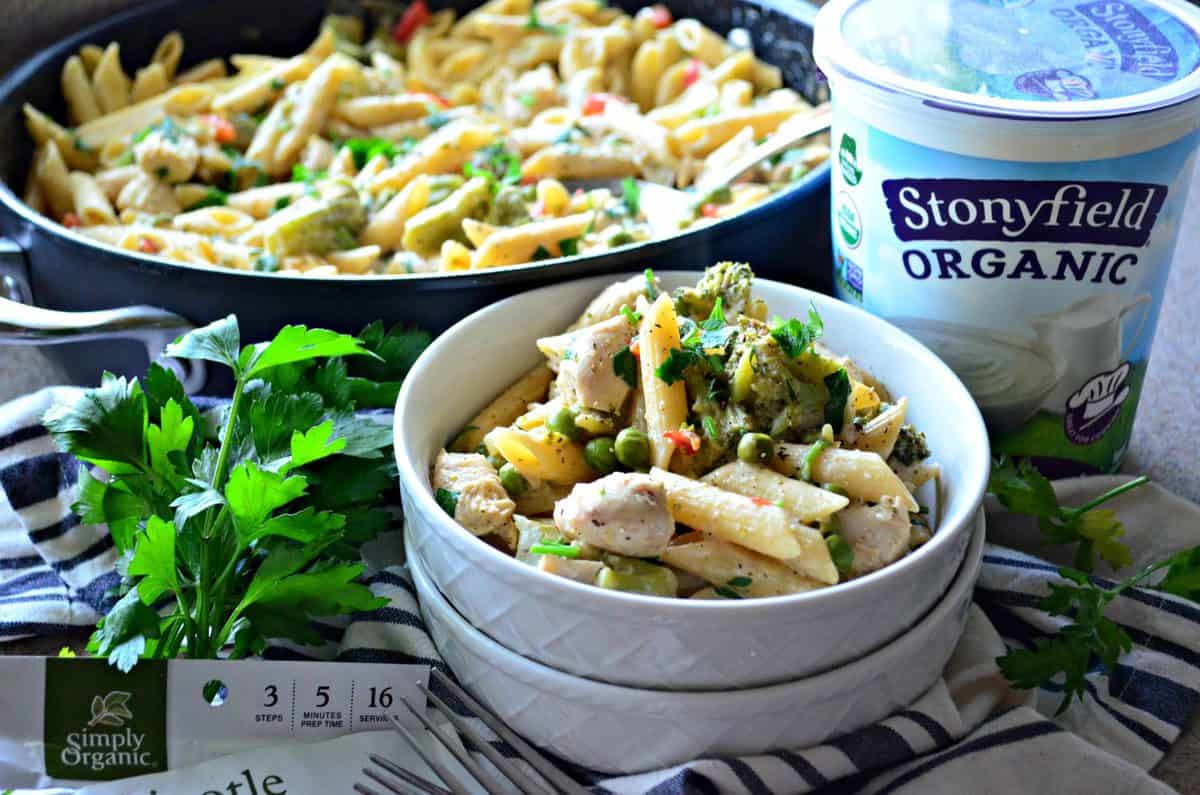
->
673, 262, 767, 322
889, 425, 931, 466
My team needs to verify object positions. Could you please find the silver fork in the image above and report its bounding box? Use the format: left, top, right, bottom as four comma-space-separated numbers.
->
354, 669, 591, 795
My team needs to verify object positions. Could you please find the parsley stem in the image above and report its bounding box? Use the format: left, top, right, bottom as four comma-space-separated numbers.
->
1067, 475, 1149, 517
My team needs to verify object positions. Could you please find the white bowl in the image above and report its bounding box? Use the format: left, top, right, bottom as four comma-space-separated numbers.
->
395, 272, 990, 690
409, 512, 984, 774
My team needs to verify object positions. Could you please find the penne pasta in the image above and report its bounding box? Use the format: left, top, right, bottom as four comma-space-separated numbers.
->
662, 535, 824, 597
638, 294, 689, 471
701, 461, 849, 523
773, 443, 920, 513
451, 364, 554, 453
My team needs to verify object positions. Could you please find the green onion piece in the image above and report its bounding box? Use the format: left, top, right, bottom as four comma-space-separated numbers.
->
530, 542, 581, 558
644, 267, 658, 299
799, 439, 829, 482
826, 533, 854, 577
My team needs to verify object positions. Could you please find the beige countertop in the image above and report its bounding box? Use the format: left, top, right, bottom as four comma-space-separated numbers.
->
0, 2, 1197, 792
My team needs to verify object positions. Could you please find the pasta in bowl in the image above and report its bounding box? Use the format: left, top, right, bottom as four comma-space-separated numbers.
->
435, 263, 936, 598
395, 267, 990, 689
22, 1, 830, 277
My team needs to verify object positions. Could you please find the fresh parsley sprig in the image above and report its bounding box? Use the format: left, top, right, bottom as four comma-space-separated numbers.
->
44, 317, 429, 670
997, 553, 1196, 715
988, 457, 1200, 714
989, 456, 1148, 573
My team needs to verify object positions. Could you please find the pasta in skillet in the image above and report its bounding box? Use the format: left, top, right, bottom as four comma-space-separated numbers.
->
23, 1, 830, 276
434, 263, 939, 599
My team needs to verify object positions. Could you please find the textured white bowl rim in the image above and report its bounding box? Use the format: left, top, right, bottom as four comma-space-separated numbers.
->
409, 509, 986, 701
395, 271, 990, 616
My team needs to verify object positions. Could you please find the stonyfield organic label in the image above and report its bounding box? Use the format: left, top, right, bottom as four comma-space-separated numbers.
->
831, 100, 1199, 474
44, 658, 168, 780
842, 0, 1200, 103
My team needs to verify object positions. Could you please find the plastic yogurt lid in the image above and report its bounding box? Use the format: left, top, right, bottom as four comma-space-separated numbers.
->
815, 0, 1200, 119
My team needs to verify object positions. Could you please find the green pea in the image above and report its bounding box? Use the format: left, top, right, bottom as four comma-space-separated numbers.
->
614, 428, 650, 470
585, 437, 619, 474
547, 406, 581, 440
737, 432, 774, 464
498, 463, 528, 496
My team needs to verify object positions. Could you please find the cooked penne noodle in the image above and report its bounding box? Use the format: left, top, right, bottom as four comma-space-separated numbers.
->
701, 461, 849, 523
639, 295, 689, 471
484, 426, 593, 485
451, 365, 554, 453
151, 31, 185, 80
62, 56, 101, 124
662, 535, 824, 597
774, 443, 920, 513
69, 172, 118, 225
131, 63, 169, 103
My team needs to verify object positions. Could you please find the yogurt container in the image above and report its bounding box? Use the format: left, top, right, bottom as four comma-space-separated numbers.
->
814, 0, 1200, 475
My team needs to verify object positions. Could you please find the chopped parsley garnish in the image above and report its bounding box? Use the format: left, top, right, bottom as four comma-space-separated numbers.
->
185, 187, 228, 211
226, 154, 268, 191
619, 305, 641, 325
269, 77, 285, 91
343, 138, 404, 169
655, 347, 702, 385
713, 585, 743, 599
558, 237, 580, 257
464, 142, 522, 193
291, 164, 328, 183
621, 177, 641, 216
771, 304, 824, 358
727, 576, 752, 588
253, 254, 280, 273
273, 196, 292, 212
823, 368, 851, 433
701, 415, 720, 440
532, 244, 554, 261
613, 346, 638, 388
435, 488, 459, 517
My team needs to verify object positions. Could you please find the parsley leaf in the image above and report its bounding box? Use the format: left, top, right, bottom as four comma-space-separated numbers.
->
532, 244, 554, 261
558, 237, 579, 257
823, 368, 851, 433
435, 488, 459, 516
770, 304, 824, 358
45, 315, 423, 667
989, 457, 1146, 572
655, 347, 702, 385
644, 268, 658, 299
613, 345, 638, 388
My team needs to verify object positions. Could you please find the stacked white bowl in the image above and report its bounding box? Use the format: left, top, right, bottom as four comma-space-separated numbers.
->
394, 273, 991, 774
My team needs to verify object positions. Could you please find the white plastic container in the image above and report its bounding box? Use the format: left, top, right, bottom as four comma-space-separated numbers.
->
815, 0, 1200, 475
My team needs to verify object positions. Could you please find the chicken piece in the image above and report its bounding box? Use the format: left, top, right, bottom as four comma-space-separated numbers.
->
554, 472, 674, 557
432, 450, 516, 541
538, 315, 635, 413
537, 555, 604, 585
116, 171, 181, 215
569, 273, 658, 330
134, 127, 199, 184
836, 497, 911, 577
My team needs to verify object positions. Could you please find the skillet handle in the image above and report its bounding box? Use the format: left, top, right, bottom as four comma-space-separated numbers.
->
0, 237, 206, 393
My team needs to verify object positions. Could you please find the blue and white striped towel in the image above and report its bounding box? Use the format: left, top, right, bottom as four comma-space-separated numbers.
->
2, 387, 1197, 794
